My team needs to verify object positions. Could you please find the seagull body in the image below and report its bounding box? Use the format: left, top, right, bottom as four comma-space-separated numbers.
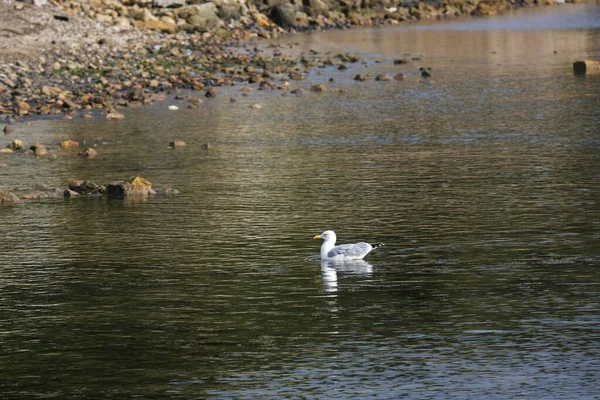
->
314, 230, 383, 260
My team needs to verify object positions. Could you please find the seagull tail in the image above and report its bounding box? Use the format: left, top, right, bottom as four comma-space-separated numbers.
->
371, 243, 385, 250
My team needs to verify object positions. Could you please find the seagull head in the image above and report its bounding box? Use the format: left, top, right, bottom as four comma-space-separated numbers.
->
314, 230, 336, 243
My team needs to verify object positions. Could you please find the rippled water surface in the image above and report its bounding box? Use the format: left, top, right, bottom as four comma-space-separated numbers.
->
1, 5, 600, 399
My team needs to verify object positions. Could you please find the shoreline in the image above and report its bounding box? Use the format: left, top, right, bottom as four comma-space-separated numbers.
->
0, 0, 583, 122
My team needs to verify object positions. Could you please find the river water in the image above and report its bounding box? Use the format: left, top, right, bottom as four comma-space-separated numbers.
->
1, 4, 600, 399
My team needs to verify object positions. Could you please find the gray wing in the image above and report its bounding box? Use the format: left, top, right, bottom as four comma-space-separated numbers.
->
327, 242, 373, 259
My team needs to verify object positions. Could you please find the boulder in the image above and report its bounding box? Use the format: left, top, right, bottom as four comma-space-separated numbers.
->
106, 176, 152, 198
0, 189, 20, 205
185, 3, 221, 31
270, 3, 297, 28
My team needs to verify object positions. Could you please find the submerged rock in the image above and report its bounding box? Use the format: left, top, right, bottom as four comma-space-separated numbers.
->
80, 147, 98, 159
61, 139, 80, 149
0, 189, 20, 204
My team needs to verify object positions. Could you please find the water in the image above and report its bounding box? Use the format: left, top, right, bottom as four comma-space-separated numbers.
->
1, 5, 600, 399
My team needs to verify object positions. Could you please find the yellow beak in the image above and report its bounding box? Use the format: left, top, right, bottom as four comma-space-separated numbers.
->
314, 235, 321, 240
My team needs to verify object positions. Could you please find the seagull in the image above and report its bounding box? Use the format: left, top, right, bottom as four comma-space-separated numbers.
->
314, 230, 383, 260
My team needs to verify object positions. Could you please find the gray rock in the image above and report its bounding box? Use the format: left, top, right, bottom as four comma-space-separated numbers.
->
270, 3, 297, 28
154, 0, 186, 7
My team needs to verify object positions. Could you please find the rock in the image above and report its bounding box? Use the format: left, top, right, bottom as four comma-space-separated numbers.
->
0, 149, 13, 154
80, 148, 98, 159
311, 84, 327, 92
205, 87, 217, 98
375, 74, 393, 81
185, 3, 220, 31
139, 20, 177, 34
16, 101, 30, 115
420, 67, 432, 78
69, 180, 104, 195
64, 189, 80, 197
188, 97, 203, 105
49, 154, 58, 161
393, 73, 406, 80
9, 139, 25, 150
61, 139, 80, 149
3, 125, 13, 134
258, 81, 275, 90
270, 3, 297, 28
154, 0, 186, 7
394, 58, 409, 65
0, 189, 20, 205
161, 187, 180, 195
354, 74, 368, 81
573, 60, 600, 75
249, 74, 263, 84
30, 143, 48, 157
289, 72, 304, 80
21, 189, 61, 200
168, 105, 179, 110
290, 88, 304, 95
201, 143, 212, 150
249, 104, 262, 109
106, 111, 125, 120
106, 176, 152, 198
169, 140, 186, 148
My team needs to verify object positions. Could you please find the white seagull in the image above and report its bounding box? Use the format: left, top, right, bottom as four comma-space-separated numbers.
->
314, 230, 383, 260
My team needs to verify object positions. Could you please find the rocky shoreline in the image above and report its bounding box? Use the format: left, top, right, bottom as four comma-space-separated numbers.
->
0, 0, 575, 121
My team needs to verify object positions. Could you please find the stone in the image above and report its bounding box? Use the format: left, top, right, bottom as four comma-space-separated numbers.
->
0, 149, 13, 153
289, 72, 304, 80
3, 125, 13, 134
154, 0, 186, 7
21, 190, 61, 200
311, 84, 327, 92
61, 139, 80, 149
573, 60, 600, 75
270, 3, 297, 28
393, 73, 406, 80
106, 176, 152, 198
0, 189, 20, 205
201, 143, 212, 150
394, 58, 409, 64
205, 87, 217, 98
80, 147, 98, 159
161, 187, 181, 195
375, 74, 393, 81
185, 3, 220, 31
10, 139, 25, 150
420, 67, 432, 78
69, 180, 104, 195
64, 189, 80, 197
30, 143, 48, 157
169, 140, 186, 148
354, 74, 368, 81
106, 111, 126, 120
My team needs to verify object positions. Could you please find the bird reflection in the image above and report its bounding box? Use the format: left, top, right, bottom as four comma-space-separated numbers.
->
320, 259, 373, 294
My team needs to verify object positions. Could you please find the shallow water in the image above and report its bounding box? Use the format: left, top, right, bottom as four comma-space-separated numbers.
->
1, 5, 600, 399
